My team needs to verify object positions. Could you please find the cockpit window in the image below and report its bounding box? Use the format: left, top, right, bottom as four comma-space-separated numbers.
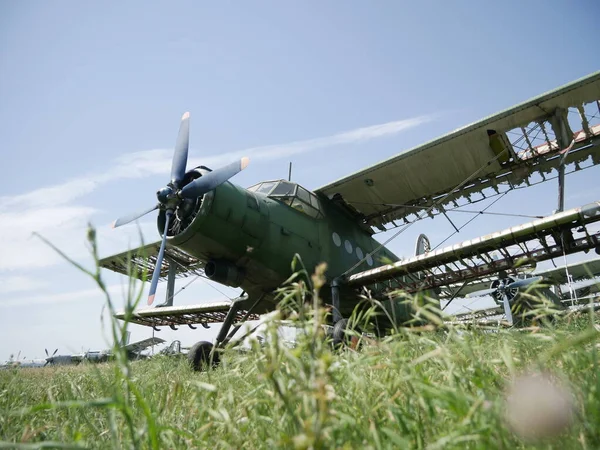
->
273, 181, 323, 218
269, 181, 296, 197
296, 186, 311, 204
248, 180, 323, 218
248, 181, 275, 195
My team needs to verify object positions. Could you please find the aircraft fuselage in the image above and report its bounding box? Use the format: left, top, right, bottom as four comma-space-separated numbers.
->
161, 170, 404, 318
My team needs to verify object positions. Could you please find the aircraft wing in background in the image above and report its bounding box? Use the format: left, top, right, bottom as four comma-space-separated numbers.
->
121, 337, 166, 354
441, 256, 600, 300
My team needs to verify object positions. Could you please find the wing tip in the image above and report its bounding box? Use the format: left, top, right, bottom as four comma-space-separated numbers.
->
147, 294, 155, 306
182, 111, 190, 121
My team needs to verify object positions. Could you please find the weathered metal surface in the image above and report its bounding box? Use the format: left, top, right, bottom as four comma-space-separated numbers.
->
99, 241, 205, 282
440, 256, 600, 299
113, 301, 260, 328
348, 201, 600, 291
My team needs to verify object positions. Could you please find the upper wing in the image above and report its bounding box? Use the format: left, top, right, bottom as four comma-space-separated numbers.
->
122, 337, 166, 353
98, 240, 205, 282
316, 72, 600, 230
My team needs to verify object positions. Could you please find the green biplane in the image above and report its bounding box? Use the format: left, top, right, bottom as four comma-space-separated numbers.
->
100, 71, 600, 370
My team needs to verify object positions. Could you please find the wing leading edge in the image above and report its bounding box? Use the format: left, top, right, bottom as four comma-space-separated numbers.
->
316, 72, 600, 230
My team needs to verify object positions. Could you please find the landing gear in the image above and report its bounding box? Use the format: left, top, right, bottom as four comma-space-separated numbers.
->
187, 341, 220, 371
331, 318, 361, 349
332, 318, 349, 347
329, 278, 361, 349
188, 294, 264, 372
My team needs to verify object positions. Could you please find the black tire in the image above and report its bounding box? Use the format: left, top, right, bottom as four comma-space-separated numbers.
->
332, 318, 350, 348
187, 341, 220, 372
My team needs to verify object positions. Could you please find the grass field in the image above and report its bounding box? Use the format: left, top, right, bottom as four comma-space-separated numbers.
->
2, 300, 600, 449
2, 235, 600, 449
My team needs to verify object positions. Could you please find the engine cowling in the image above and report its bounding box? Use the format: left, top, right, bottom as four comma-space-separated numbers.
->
157, 166, 212, 238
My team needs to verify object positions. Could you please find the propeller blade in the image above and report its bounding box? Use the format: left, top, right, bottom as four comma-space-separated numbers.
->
506, 276, 543, 290
180, 157, 250, 199
53, 349, 58, 356
171, 112, 190, 188
147, 210, 173, 306
502, 293, 513, 326
112, 204, 159, 229
466, 288, 498, 298
45, 348, 49, 357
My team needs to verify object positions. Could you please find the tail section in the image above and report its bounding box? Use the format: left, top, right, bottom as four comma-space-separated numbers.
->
414, 234, 440, 308
415, 234, 431, 256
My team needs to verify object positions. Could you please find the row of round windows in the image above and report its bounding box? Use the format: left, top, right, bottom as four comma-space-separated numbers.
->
331, 232, 374, 266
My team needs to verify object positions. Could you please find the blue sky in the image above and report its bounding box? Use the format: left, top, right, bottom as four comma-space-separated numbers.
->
1, 1, 599, 362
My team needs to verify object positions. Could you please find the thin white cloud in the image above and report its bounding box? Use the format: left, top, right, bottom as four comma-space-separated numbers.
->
0, 283, 144, 309
0, 114, 435, 212
0, 275, 47, 294
0, 114, 434, 272
0, 284, 124, 309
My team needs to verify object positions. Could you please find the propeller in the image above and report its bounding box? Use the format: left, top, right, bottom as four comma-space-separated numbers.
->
467, 276, 544, 326
44, 348, 58, 366
112, 204, 159, 229
111, 112, 250, 305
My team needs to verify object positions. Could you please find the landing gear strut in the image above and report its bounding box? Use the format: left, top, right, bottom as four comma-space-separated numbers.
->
187, 294, 264, 372
330, 277, 358, 349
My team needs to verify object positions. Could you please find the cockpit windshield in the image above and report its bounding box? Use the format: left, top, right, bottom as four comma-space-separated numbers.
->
247, 180, 323, 218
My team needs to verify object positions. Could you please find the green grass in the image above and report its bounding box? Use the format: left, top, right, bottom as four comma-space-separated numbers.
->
1, 229, 599, 449
2, 309, 600, 448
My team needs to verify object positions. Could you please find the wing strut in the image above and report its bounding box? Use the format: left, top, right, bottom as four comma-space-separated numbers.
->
342, 147, 513, 277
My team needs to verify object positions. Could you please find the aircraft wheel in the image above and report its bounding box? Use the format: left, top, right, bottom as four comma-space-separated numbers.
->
187, 341, 220, 372
332, 319, 360, 349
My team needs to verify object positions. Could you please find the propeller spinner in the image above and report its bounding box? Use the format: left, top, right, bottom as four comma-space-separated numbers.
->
111, 112, 250, 305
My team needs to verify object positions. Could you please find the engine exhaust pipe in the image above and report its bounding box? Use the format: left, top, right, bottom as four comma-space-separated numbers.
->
204, 260, 244, 287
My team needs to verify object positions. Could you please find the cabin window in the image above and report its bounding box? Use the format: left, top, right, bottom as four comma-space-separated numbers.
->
255, 180, 324, 219
254, 182, 276, 195
270, 181, 296, 197
296, 186, 311, 204
310, 193, 320, 209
